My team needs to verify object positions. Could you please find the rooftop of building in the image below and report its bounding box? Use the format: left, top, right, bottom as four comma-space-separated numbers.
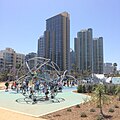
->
80, 28, 92, 32
46, 11, 70, 21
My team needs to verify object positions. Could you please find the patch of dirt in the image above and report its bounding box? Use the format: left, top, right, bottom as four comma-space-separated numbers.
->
42, 95, 120, 120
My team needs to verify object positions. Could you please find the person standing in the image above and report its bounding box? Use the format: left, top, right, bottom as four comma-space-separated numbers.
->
5, 81, 9, 92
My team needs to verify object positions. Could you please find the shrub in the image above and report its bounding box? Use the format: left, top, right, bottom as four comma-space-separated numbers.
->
108, 108, 114, 112
107, 84, 117, 95
104, 84, 108, 94
96, 114, 104, 120
76, 104, 80, 108
53, 114, 61, 117
114, 104, 119, 108
67, 108, 72, 112
82, 85, 86, 93
77, 85, 83, 93
96, 104, 100, 108
90, 108, 96, 112
87, 84, 92, 93
80, 112, 87, 117
92, 84, 98, 91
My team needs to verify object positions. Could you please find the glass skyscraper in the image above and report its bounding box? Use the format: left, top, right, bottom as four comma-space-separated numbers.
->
93, 37, 104, 74
44, 12, 70, 71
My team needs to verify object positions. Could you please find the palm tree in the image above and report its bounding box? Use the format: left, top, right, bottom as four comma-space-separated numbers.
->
82, 69, 91, 79
113, 63, 117, 75
92, 84, 109, 116
115, 85, 120, 101
70, 69, 74, 75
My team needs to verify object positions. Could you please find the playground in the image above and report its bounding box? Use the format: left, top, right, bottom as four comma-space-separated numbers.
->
0, 87, 89, 117
0, 57, 90, 117
0, 57, 120, 120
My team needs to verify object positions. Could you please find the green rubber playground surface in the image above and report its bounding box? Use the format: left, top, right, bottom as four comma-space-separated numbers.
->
0, 87, 90, 117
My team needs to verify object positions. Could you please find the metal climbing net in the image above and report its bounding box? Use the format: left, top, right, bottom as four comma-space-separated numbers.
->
9, 57, 76, 104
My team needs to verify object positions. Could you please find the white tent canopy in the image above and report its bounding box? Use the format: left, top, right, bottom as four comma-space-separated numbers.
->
93, 74, 105, 79
105, 77, 112, 83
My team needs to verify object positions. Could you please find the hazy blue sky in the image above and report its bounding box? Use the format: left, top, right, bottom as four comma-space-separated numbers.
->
0, 0, 120, 68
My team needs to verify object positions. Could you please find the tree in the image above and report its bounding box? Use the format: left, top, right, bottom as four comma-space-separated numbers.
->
71, 64, 76, 72
71, 64, 79, 73
16, 63, 21, 69
115, 85, 120, 101
81, 69, 91, 79
0, 70, 9, 82
113, 63, 117, 75
92, 84, 109, 116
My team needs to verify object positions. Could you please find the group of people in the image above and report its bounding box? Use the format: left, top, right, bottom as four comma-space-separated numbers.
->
4, 78, 63, 101
4, 66, 78, 104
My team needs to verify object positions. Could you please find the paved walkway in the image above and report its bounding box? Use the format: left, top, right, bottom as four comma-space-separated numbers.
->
0, 87, 90, 117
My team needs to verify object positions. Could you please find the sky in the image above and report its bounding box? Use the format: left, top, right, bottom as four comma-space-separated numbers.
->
0, 0, 120, 68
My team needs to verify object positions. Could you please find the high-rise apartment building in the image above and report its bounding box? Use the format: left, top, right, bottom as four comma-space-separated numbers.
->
25, 52, 37, 69
0, 48, 16, 70
75, 28, 93, 72
0, 52, 4, 71
93, 37, 104, 74
0, 48, 25, 71
44, 12, 70, 71
37, 36, 45, 57
16, 53, 25, 67
74, 37, 80, 70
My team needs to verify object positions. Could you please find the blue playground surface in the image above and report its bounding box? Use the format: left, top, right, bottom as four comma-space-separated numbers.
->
0, 87, 90, 117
